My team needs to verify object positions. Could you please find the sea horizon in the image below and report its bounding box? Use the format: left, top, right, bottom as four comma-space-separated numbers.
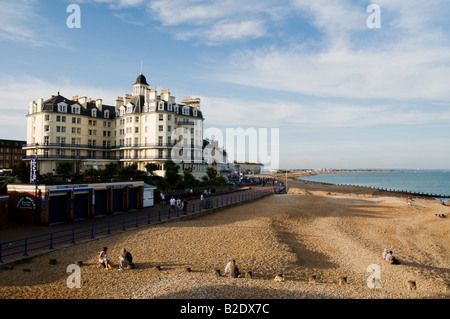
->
297, 169, 450, 199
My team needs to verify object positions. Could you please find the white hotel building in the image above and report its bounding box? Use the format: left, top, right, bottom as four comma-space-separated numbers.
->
24, 73, 207, 178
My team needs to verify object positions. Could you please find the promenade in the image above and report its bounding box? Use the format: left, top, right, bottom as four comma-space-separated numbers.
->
0, 186, 273, 264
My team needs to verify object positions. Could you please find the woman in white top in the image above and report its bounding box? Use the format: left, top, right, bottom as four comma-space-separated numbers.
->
99, 247, 112, 270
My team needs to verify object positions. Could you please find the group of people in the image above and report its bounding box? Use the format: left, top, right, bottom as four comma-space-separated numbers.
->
98, 247, 133, 271
382, 249, 399, 264
169, 196, 188, 214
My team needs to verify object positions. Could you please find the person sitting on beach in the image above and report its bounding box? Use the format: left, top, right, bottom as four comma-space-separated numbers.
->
382, 249, 388, 260
385, 250, 399, 264
118, 248, 133, 271
225, 259, 241, 278
99, 247, 112, 270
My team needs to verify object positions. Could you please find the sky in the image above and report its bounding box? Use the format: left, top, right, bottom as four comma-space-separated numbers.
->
0, 0, 449, 170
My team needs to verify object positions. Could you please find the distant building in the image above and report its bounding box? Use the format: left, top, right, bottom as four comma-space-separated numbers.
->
233, 161, 264, 174
23, 73, 207, 178
0, 139, 26, 172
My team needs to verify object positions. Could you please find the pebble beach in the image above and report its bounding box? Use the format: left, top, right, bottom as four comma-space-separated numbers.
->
0, 174, 449, 300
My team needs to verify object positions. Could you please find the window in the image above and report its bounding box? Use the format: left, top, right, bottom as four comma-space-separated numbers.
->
104, 110, 109, 118
57, 103, 67, 113
135, 117, 139, 122
158, 101, 164, 110
91, 109, 97, 117
71, 105, 80, 114
158, 125, 163, 132
56, 115, 61, 122
193, 109, 198, 117
135, 127, 139, 133
159, 114, 164, 121
168, 125, 171, 132
45, 115, 50, 121
44, 136, 49, 145
44, 125, 49, 132
72, 117, 76, 124
168, 102, 173, 111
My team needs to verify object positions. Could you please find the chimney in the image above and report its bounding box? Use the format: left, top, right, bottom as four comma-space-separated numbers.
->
78, 96, 87, 107
161, 88, 169, 101
124, 94, 131, 105
72, 96, 78, 101
115, 96, 124, 108
95, 99, 103, 111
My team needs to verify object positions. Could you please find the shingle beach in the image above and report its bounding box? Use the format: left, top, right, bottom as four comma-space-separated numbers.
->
0, 174, 449, 300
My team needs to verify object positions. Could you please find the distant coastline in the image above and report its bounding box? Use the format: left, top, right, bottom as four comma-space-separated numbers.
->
292, 169, 450, 199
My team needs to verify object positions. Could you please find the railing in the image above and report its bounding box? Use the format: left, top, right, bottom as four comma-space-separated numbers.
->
0, 188, 275, 263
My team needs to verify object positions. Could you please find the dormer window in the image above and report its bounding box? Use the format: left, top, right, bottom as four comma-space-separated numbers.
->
57, 102, 68, 113
91, 108, 97, 117
104, 110, 110, 118
158, 101, 164, 111
182, 106, 190, 115
193, 109, 198, 117
126, 104, 133, 113
174, 105, 179, 114
168, 102, 173, 111
71, 105, 80, 114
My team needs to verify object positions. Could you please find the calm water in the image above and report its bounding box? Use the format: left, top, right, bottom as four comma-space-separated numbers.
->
298, 170, 450, 198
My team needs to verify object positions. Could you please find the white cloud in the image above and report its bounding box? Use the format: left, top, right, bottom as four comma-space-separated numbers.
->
214, 1, 450, 101
147, 0, 285, 43
201, 95, 450, 129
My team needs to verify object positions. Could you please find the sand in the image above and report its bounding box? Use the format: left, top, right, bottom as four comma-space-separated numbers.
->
0, 174, 449, 300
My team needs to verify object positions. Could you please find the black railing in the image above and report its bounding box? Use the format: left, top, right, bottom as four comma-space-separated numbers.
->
0, 188, 275, 263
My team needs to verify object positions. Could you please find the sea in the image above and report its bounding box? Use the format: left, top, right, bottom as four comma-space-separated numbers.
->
297, 169, 450, 199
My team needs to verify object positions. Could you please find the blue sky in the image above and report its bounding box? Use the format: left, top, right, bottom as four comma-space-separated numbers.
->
1, 0, 450, 170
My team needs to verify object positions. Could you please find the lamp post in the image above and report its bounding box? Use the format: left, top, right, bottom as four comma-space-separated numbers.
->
34, 143, 39, 223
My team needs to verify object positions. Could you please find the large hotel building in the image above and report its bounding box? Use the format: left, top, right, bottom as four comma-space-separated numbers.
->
24, 73, 208, 178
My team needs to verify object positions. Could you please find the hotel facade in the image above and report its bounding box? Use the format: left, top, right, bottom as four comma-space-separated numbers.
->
24, 73, 208, 178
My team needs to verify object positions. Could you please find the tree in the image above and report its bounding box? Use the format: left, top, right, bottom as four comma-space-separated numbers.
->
145, 163, 159, 176
56, 161, 73, 179
84, 168, 99, 181
164, 160, 182, 189
183, 167, 197, 188
206, 166, 218, 181
12, 162, 30, 183
100, 162, 119, 180
118, 163, 145, 180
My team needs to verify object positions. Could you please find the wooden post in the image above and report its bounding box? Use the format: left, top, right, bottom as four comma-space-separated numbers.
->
339, 276, 347, 285
444, 280, 450, 292
309, 275, 316, 283
408, 280, 416, 291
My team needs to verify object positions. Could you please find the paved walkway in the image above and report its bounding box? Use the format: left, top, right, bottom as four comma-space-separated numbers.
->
0, 186, 271, 243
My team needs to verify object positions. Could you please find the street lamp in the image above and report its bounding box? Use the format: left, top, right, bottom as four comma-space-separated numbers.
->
34, 143, 39, 223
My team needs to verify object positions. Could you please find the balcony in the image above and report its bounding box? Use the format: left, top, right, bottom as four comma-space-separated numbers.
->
23, 143, 113, 151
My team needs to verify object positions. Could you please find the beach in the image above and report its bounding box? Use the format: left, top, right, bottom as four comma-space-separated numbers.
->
0, 174, 449, 300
